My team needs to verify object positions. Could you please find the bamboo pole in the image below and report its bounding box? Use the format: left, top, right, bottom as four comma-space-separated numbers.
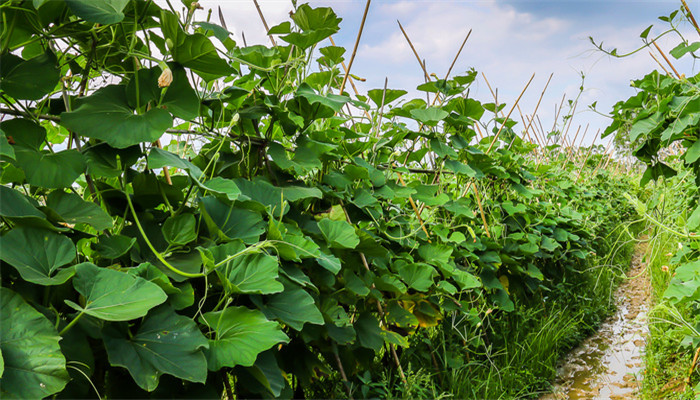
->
652, 39, 682, 79
339, 0, 372, 94
397, 20, 431, 82
575, 129, 600, 181
681, 0, 700, 37
252, 0, 276, 46
592, 138, 615, 176
649, 51, 673, 76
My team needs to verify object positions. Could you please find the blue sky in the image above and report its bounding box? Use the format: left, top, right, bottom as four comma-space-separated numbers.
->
206, 0, 700, 146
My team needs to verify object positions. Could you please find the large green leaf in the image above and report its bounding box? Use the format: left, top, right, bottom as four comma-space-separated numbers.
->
61, 85, 173, 149
162, 213, 197, 246
410, 107, 449, 125
199, 306, 289, 370
65, 0, 130, 24
0, 185, 45, 220
66, 262, 167, 321
171, 33, 234, 80
0, 227, 76, 285
199, 196, 265, 244
252, 281, 324, 331
317, 218, 359, 249
399, 263, 436, 292
102, 305, 209, 391
0, 51, 60, 100
0, 288, 69, 398
14, 148, 85, 189
46, 190, 113, 231
0, 118, 45, 150
126, 65, 200, 120
296, 83, 349, 112
210, 241, 284, 295
367, 88, 408, 107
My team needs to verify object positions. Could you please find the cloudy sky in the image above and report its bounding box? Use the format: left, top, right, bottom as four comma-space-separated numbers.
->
199, 0, 700, 146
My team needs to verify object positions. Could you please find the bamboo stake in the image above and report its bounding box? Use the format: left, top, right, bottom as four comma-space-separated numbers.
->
575, 129, 600, 181
515, 105, 538, 146
329, 37, 370, 121
681, 0, 700, 37
472, 184, 491, 238
339, 0, 372, 94
652, 39, 682, 79
443, 29, 472, 83
252, 0, 276, 46
395, 167, 431, 242
460, 73, 536, 200
551, 93, 567, 133
592, 138, 614, 176
481, 73, 505, 117
566, 125, 582, 160
485, 73, 536, 154
649, 51, 673, 76
397, 20, 431, 82
429, 29, 473, 107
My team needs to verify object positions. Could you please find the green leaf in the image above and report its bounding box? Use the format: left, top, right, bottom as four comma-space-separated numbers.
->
354, 313, 384, 351
686, 140, 700, 164
0, 185, 45, 220
15, 148, 85, 189
0, 227, 76, 285
670, 41, 700, 59
67, 262, 167, 321
103, 305, 209, 391
201, 177, 242, 201
252, 281, 324, 331
148, 147, 203, 180
0, 288, 69, 398
171, 33, 234, 80
199, 306, 289, 370
210, 241, 284, 295
65, 0, 129, 24
0, 51, 60, 100
317, 219, 359, 249
61, 85, 173, 148
199, 196, 265, 244
162, 213, 197, 246
93, 234, 136, 259
399, 263, 436, 292
410, 107, 449, 125
0, 118, 45, 150
296, 83, 349, 112
688, 204, 700, 230
162, 65, 200, 120
367, 88, 408, 107
46, 190, 113, 231
0, 130, 15, 159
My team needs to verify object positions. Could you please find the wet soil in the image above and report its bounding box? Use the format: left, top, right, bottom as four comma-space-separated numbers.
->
542, 240, 651, 399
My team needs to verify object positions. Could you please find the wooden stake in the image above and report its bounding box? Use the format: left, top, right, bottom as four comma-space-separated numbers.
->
339, 0, 372, 94
575, 129, 600, 181
252, 0, 276, 46
397, 20, 431, 82
485, 73, 536, 154
592, 138, 614, 176
648, 51, 672, 76
681, 0, 700, 37
652, 39, 682, 79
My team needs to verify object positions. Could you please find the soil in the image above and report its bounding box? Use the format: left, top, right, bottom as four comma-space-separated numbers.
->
541, 240, 651, 399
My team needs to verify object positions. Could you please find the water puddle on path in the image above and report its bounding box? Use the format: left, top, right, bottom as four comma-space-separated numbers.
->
542, 242, 650, 400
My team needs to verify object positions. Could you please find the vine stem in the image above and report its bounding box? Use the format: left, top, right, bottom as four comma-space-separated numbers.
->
59, 311, 84, 336
120, 176, 204, 278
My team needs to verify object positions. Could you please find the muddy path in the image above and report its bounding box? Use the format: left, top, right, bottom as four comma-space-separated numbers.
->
542, 240, 651, 400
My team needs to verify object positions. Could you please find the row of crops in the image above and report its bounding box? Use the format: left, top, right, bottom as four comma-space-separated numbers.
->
2, 0, 699, 399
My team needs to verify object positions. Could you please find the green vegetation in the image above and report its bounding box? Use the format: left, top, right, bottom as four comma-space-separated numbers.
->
1, 1, 697, 399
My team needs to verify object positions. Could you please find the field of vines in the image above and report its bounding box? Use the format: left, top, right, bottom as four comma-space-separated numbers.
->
3, 1, 700, 399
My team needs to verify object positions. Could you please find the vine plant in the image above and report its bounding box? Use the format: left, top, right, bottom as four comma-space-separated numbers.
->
0, 1, 634, 398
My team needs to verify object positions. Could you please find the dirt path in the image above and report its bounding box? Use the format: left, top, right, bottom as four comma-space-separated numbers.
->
542, 240, 651, 399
